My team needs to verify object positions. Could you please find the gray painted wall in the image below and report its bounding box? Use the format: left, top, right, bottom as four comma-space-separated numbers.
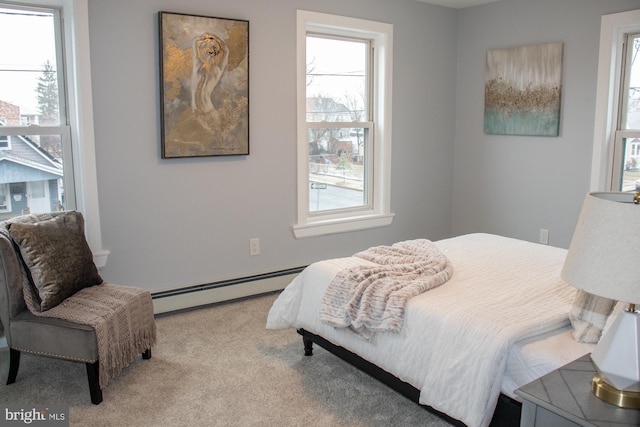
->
88, 0, 458, 292
453, 0, 639, 247
88, 0, 638, 294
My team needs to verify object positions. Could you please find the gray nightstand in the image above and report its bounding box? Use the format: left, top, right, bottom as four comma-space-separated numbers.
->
515, 354, 640, 427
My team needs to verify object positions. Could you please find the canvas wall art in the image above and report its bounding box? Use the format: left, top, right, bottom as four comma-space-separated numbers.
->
484, 42, 563, 136
159, 12, 249, 158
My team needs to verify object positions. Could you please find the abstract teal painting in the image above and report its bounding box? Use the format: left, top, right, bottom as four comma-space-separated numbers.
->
484, 42, 563, 136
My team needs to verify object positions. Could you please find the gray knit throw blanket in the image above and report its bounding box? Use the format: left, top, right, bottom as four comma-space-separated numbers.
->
23, 281, 156, 389
320, 239, 453, 339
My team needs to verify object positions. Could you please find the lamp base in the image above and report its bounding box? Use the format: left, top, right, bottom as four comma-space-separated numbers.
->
592, 373, 640, 408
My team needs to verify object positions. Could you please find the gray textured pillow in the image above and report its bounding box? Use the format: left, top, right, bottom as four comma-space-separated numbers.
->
8, 211, 103, 311
569, 290, 616, 343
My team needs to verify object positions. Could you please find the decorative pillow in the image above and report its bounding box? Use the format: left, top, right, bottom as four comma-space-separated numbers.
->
8, 211, 103, 311
569, 290, 617, 343
601, 301, 625, 338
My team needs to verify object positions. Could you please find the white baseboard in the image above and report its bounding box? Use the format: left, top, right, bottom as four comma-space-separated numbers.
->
151, 270, 300, 314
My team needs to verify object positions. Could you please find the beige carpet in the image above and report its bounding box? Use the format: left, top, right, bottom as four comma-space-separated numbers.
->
0, 293, 455, 426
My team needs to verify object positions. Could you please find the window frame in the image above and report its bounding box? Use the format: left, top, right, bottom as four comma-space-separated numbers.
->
0, 183, 10, 212
0, 135, 9, 149
293, 10, 394, 239
0, 117, 8, 149
591, 9, 640, 192
2, 0, 107, 266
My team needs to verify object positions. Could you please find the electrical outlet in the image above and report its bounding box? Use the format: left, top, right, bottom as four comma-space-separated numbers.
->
539, 229, 549, 245
249, 238, 260, 256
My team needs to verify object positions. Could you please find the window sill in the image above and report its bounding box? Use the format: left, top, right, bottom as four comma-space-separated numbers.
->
293, 212, 394, 239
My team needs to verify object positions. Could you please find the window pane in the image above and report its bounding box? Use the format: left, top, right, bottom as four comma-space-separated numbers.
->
306, 36, 368, 122
309, 127, 368, 212
624, 34, 640, 130
621, 137, 640, 192
0, 7, 61, 126
306, 35, 370, 213
0, 133, 65, 213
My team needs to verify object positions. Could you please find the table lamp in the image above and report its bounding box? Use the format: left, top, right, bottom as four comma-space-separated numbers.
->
561, 191, 640, 408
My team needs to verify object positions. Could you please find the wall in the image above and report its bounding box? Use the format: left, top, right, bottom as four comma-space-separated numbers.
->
87, 0, 458, 294
452, 0, 639, 248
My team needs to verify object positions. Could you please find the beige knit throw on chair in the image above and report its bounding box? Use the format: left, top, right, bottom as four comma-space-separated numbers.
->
22, 281, 156, 389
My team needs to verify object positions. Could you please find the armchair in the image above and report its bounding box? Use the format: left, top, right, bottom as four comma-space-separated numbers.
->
0, 211, 156, 404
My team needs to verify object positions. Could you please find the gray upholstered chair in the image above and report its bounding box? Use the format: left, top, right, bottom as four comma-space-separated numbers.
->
0, 211, 154, 404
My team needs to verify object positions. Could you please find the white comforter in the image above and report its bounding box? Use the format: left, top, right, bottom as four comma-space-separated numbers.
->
266, 234, 577, 427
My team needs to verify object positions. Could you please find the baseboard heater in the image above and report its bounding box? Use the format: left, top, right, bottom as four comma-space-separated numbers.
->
151, 266, 306, 314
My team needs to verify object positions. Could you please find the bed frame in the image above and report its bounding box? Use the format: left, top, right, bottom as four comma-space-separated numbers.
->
298, 328, 521, 427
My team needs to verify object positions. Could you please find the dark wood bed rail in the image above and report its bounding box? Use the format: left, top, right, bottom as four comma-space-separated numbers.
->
297, 328, 521, 427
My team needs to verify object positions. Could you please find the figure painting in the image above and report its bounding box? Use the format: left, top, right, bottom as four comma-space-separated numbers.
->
159, 12, 249, 157
484, 42, 563, 137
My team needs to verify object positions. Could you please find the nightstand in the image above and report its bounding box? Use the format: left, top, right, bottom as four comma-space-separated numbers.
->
515, 353, 640, 427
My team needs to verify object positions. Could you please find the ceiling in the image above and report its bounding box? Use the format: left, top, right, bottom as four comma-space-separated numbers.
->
416, 0, 500, 8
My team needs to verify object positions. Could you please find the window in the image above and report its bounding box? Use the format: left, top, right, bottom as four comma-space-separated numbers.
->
294, 10, 394, 238
611, 32, 640, 191
592, 10, 640, 192
0, 0, 107, 266
0, 5, 70, 208
306, 36, 370, 212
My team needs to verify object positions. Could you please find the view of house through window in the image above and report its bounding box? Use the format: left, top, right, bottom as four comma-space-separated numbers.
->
615, 32, 640, 192
0, 4, 71, 219
306, 35, 372, 213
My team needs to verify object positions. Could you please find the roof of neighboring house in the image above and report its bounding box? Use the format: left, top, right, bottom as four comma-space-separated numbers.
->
0, 134, 63, 184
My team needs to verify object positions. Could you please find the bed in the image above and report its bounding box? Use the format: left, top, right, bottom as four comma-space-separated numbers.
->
266, 233, 595, 427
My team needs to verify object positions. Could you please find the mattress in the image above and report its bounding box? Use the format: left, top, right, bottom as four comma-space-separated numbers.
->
267, 233, 586, 427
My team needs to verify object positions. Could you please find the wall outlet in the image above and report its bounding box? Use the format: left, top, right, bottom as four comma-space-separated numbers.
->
249, 238, 260, 256
539, 229, 549, 245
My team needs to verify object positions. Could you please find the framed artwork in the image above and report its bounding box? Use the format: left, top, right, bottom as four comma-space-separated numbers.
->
159, 12, 249, 158
484, 42, 563, 136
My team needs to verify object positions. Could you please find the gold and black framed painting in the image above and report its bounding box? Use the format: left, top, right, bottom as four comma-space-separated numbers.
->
159, 12, 249, 158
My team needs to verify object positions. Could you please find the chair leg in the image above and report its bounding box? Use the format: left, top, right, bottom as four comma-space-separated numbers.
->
142, 349, 151, 359
7, 348, 20, 384
85, 361, 102, 404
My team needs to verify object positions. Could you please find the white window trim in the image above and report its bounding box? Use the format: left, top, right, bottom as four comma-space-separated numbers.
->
8, 0, 108, 267
293, 10, 394, 239
0, 135, 10, 150
591, 9, 640, 192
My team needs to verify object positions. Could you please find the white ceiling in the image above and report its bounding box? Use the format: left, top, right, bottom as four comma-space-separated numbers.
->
416, 0, 500, 8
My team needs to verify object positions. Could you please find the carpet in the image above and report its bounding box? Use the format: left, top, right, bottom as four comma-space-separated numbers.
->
0, 293, 455, 426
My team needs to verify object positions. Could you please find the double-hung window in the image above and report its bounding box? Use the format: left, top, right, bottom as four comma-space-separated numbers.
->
0, 4, 72, 213
592, 10, 640, 193
293, 11, 394, 238
611, 31, 640, 192
0, 0, 106, 266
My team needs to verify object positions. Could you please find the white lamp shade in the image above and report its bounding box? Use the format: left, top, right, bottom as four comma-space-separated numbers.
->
561, 192, 640, 304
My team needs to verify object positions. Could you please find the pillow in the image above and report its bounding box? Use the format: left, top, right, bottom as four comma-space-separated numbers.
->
568, 290, 617, 343
8, 211, 103, 311
601, 301, 625, 338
